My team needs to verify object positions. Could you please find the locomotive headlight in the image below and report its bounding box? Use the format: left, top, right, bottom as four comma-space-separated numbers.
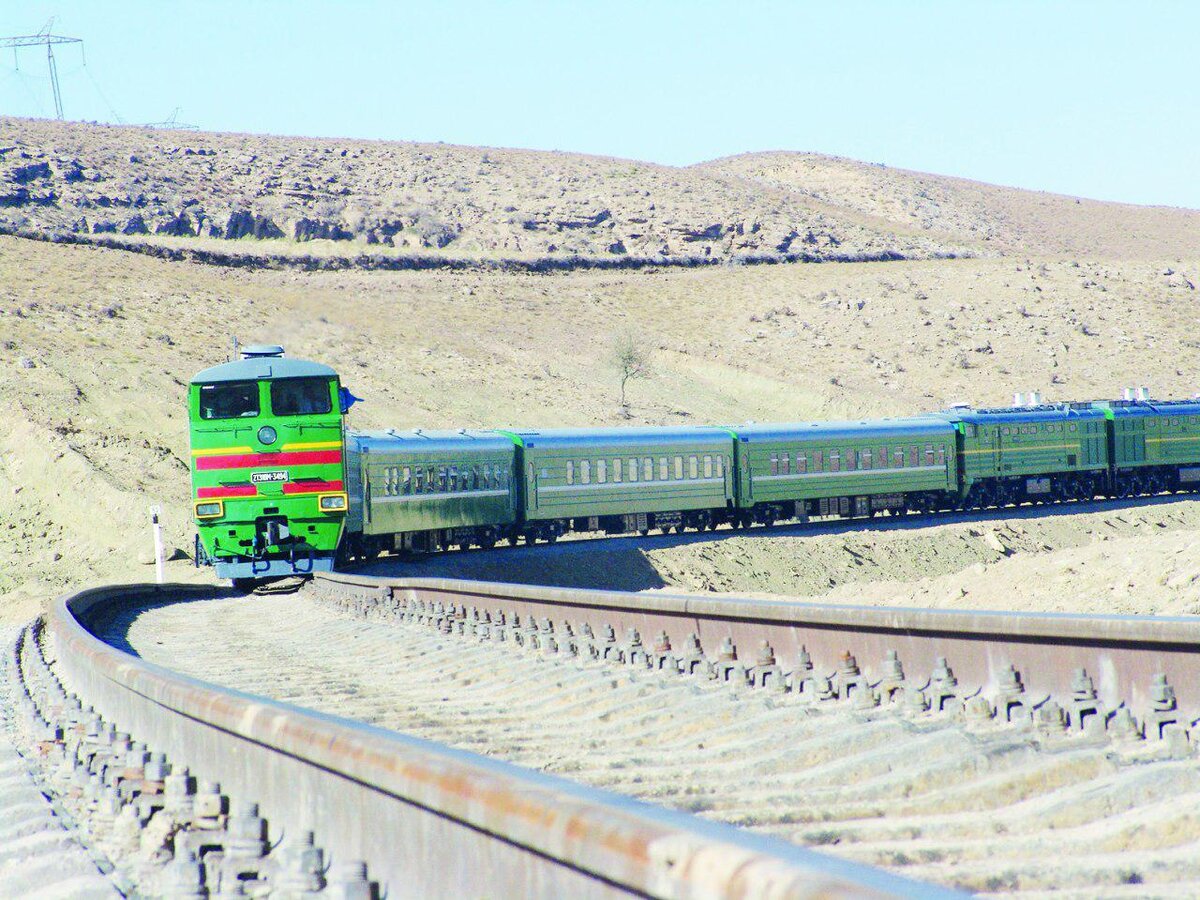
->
318, 492, 348, 512
194, 501, 224, 519
257, 426, 278, 446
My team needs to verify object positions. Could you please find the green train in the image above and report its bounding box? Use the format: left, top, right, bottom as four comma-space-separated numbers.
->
189, 349, 1200, 585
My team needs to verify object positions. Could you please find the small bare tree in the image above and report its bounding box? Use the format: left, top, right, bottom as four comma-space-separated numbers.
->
612, 329, 651, 417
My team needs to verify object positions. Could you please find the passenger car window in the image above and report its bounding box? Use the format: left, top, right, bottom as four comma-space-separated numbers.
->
270, 377, 332, 416
704, 455, 713, 478
566, 461, 574, 485
797, 453, 807, 474
689, 456, 698, 478
629, 459, 638, 482
598, 459, 607, 483
612, 459, 621, 482
198, 381, 259, 420
770, 453, 779, 476
659, 457, 668, 480
674, 456, 684, 479
644, 457, 653, 480
581, 460, 591, 484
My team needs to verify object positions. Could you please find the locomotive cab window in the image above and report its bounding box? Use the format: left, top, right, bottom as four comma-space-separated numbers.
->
270, 377, 333, 416
198, 381, 259, 420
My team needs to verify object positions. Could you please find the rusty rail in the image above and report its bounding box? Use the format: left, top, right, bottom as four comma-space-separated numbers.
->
313, 571, 1200, 746
43, 582, 952, 898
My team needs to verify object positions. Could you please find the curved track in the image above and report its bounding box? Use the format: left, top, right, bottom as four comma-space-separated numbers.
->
3, 583, 943, 898
8, 570, 1200, 896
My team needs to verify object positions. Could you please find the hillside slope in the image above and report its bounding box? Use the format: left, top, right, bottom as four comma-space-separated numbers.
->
700, 152, 1200, 259
6, 118, 1198, 269
2, 234, 1198, 618
0, 117, 964, 266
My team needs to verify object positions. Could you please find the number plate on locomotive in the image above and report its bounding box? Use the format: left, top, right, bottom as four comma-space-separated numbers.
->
251, 470, 290, 484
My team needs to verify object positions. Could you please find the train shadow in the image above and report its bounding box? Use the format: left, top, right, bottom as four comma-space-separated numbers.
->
353, 493, 1198, 593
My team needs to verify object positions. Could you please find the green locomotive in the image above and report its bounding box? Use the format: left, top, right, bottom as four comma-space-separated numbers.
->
188, 348, 1200, 585
189, 346, 348, 584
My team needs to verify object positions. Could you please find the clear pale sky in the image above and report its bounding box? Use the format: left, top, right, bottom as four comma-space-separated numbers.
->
2, 2, 1196, 208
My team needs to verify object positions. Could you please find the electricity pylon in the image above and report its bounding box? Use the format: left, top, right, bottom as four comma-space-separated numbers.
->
1, 19, 83, 119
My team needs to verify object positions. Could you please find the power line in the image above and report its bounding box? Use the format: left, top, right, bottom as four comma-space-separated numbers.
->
1, 18, 82, 119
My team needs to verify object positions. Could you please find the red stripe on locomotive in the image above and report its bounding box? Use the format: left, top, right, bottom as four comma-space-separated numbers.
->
195, 450, 343, 471
282, 480, 345, 495
197, 485, 258, 499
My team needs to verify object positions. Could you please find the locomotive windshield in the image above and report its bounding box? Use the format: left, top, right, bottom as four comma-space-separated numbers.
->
198, 381, 259, 420
271, 377, 333, 416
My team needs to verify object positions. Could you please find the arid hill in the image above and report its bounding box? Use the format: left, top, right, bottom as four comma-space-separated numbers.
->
0, 116, 962, 267
702, 152, 1200, 260
5, 116, 1198, 269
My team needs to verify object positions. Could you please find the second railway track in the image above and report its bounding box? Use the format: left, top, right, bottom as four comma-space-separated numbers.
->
94, 574, 1200, 897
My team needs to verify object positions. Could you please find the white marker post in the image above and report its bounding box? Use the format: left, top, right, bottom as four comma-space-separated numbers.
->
149, 505, 165, 585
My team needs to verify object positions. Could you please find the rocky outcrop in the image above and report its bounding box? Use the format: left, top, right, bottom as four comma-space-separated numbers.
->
10, 161, 51, 183
155, 212, 196, 237
225, 210, 284, 240
293, 218, 354, 242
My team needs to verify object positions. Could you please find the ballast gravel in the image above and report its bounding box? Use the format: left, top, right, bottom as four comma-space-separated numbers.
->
0, 626, 117, 900
106, 593, 1200, 897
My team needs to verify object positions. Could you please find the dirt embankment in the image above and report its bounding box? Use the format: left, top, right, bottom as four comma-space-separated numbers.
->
369, 498, 1200, 617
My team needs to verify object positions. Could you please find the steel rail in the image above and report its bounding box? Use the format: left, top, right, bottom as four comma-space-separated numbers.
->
45, 582, 952, 899
314, 571, 1200, 741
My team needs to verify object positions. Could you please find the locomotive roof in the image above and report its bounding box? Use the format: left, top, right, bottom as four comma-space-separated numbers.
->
1093, 399, 1200, 418
191, 356, 338, 384
935, 405, 1107, 425
728, 417, 953, 443
347, 430, 515, 454
507, 426, 733, 449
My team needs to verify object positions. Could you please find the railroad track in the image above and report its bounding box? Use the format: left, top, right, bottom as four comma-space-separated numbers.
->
7, 572, 1200, 897
2, 582, 945, 898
